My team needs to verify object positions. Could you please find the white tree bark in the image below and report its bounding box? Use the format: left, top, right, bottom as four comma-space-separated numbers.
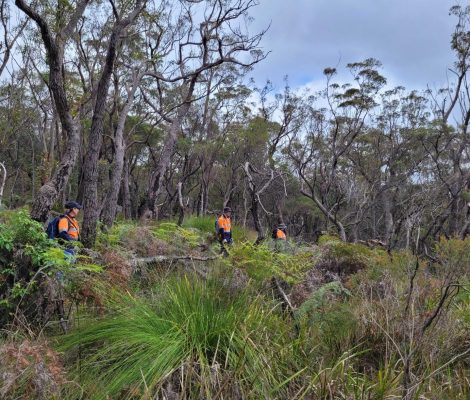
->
0, 161, 6, 208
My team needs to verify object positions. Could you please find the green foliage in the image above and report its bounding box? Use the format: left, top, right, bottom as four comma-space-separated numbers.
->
0, 210, 57, 301
231, 223, 258, 242
0, 211, 468, 399
0, 209, 49, 252
96, 221, 137, 247
435, 236, 470, 276
454, 295, 470, 332
182, 215, 215, 234
296, 282, 355, 356
182, 215, 257, 242
318, 236, 392, 282
227, 242, 315, 283
151, 222, 201, 248
0, 210, 101, 327
60, 276, 287, 399
296, 282, 351, 319
0, 210, 85, 270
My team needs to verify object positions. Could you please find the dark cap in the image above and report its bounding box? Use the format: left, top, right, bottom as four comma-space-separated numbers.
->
278, 223, 287, 229
223, 206, 232, 213
65, 201, 82, 210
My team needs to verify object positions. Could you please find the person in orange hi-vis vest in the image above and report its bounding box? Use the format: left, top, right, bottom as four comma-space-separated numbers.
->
273, 223, 287, 252
58, 201, 82, 257
275, 223, 287, 240
216, 206, 233, 247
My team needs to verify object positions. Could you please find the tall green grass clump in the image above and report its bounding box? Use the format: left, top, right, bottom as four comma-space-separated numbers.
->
183, 215, 215, 234
60, 276, 288, 399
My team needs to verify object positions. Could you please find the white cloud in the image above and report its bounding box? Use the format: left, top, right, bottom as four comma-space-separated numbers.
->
247, 0, 457, 92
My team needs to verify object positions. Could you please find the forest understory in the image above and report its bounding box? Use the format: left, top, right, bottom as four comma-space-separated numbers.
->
0, 0, 470, 399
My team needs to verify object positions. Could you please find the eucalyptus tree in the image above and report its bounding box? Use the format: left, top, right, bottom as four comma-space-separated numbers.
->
344, 87, 430, 246
289, 59, 386, 241
0, 0, 26, 78
100, 67, 145, 228
0, 56, 51, 207
258, 81, 305, 222
80, 0, 145, 246
141, 0, 266, 219
186, 68, 252, 215
15, 0, 89, 222
0, 1, 27, 208
418, 5, 470, 240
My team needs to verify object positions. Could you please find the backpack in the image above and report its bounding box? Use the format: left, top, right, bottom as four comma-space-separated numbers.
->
271, 229, 277, 239
46, 215, 65, 239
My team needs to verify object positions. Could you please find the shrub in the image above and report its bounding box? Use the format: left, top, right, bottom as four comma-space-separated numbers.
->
435, 237, 470, 279
60, 276, 288, 399
151, 222, 202, 250
226, 242, 315, 284
0, 210, 102, 329
96, 222, 176, 256
295, 282, 355, 357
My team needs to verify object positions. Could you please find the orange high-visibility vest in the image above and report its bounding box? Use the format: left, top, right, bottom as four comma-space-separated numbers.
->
58, 215, 80, 240
276, 229, 286, 240
217, 215, 231, 232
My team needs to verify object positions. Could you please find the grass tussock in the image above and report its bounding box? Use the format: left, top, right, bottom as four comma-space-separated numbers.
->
59, 276, 288, 399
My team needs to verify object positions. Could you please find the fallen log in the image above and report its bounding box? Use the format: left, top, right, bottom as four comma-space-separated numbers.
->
130, 254, 220, 268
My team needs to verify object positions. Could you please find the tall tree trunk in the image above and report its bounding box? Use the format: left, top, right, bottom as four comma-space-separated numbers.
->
448, 193, 460, 236
244, 162, 274, 244
145, 78, 197, 218
301, 188, 347, 242
101, 75, 140, 228
197, 186, 204, 217
16, 0, 89, 222
81, 3, 143, 247
249, 193, 264, 244
81, 50, 119, 245
383, 188, 394, 244
177, 182, 185, 226
0, 161, 6, 208
122, 155, 132, 219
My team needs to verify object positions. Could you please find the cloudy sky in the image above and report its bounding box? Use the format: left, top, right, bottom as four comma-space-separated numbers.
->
247, 0, 459, 93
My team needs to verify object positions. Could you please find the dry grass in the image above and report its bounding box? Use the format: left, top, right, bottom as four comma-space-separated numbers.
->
0, 338, 66, 400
